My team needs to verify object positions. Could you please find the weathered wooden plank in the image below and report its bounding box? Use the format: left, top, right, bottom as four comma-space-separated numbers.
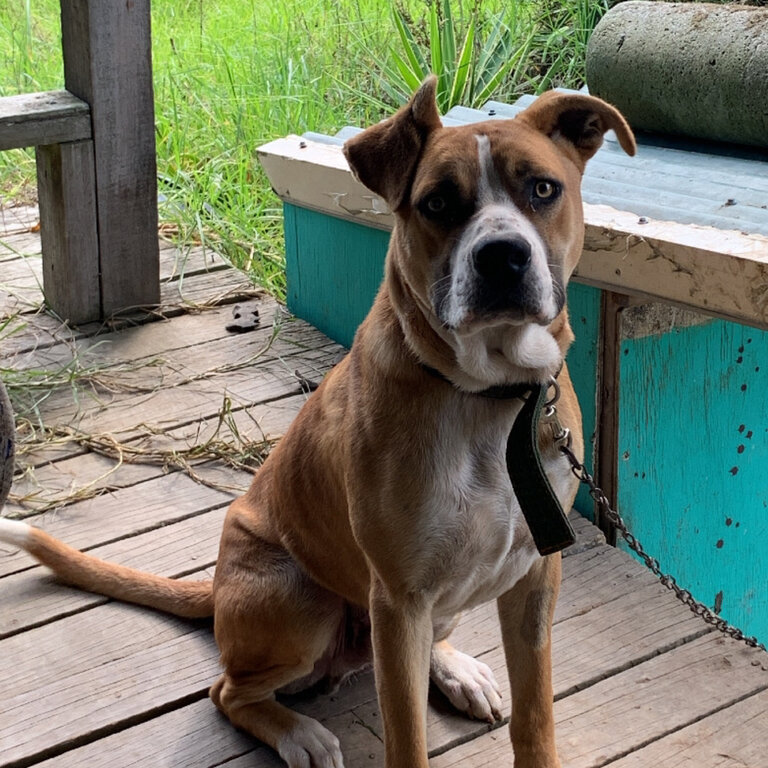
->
10, 339, 338, 446
0, 204, 40, 234
0, 230, 41, 261
0, 506, 225, 637
0, 239, 231, 291
9, 450, 160, 511
29, 698, 384, 768
60, 0, 159, 316
259, 137, 768, 329
0, 470, 234, 577
557, 636, 768, 768
578, 205, 768, 331
130, 391, 309, 463
36, 140, 101, 324
0, 239, 245, 321
608, 687, 768, 767
6, 298, 294, 388
429, 635, 768, 768
0, 604, 218, 768
617, 316, 768, 644
30, 698, 259, 768
158, 263, 260, 310
0, 90, 91, 150
7, 308, 327, 478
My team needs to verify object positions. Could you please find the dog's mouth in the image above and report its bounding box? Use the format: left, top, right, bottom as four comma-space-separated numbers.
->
433, 271, 565, 333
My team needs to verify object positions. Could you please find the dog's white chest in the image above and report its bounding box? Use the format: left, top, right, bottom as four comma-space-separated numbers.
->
423, 422, 573, 620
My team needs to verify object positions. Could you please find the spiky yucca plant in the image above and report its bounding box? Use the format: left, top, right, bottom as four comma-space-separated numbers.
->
383, 1, 537, 112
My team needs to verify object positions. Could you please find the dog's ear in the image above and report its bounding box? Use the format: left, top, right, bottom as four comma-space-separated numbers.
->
517, 92, 636, 169
344, 76, 441, 211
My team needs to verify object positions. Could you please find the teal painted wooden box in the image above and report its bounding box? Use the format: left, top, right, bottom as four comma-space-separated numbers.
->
260, 95, 768, 645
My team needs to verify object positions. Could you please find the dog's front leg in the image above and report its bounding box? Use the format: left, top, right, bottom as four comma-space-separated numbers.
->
370, 577, 433, 768
497, 554, 562, 768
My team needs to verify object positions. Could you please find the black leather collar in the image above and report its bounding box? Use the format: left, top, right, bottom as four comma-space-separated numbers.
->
420, 361, 575, 556
419, 363, 536, 400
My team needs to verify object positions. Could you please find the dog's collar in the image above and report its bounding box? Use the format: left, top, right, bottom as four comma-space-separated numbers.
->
419, 363, 536, 400
419, 362, 575, 556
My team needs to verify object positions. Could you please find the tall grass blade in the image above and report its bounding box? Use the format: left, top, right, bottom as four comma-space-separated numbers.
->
448, 17, 475, 108
392, 49, 422, 93
393, 8, 427, 79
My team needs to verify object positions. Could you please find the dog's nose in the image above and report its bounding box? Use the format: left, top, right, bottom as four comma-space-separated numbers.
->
473, 237, 532, 282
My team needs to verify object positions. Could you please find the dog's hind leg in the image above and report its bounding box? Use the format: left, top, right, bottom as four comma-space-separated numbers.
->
211, 537, 347, 768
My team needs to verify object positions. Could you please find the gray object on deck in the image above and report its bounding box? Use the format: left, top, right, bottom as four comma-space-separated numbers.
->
0, 382, 14, 511
586, 1, 768, 148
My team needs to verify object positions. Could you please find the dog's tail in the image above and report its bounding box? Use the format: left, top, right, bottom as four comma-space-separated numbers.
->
0, 518, 214, 619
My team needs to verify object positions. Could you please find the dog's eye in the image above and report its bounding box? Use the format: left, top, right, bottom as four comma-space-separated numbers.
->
418, 183, 474, 226
426, 195, 446, 213
533, 180, 558, 200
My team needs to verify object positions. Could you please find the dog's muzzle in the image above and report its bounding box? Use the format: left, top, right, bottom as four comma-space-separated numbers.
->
470, 235, 545, 318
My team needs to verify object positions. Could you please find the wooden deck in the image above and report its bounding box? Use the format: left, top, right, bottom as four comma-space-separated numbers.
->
1, 206, 767, 768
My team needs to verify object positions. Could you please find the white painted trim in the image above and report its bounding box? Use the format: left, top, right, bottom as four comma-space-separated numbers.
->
258, 137, 768, 329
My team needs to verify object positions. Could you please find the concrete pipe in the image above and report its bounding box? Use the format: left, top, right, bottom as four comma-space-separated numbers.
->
586, 1, 768, 147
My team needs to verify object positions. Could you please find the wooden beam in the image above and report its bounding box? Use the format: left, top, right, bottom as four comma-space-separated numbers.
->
60, 0, 160, 317
594, 291, 632, 544
258, 136, 768, 330
0, 90, 90, 150
36, 140, 101, 324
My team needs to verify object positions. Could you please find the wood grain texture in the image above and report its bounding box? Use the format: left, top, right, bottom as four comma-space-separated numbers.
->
430, 635, 768, 768
60, 0, 160, 316
36, 140, 101, 323
29, 700, 385, 768
0, 90, 91, 150
608, 687, 768, 768
0, 604, 218, 767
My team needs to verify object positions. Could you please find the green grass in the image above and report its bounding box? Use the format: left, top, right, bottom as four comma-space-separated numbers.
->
0, 0, 611, 301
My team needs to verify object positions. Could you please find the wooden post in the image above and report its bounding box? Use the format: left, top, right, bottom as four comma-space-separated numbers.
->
36, 141, 100, 323
595, 291, 632, 544
59, 0, 160, 318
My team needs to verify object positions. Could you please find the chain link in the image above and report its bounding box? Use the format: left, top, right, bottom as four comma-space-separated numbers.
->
559, 443, 767, 653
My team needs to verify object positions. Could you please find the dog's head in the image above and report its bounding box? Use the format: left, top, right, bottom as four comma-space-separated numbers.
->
344, 77, 635, 388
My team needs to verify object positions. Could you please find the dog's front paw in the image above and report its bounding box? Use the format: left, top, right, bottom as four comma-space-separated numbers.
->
277, 714, 344, 768
430, 643, 503, 723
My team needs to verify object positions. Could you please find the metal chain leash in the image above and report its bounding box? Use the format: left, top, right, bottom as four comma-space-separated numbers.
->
543, 378, 767, 653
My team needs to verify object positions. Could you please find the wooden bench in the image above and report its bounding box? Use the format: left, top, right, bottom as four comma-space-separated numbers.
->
258, 97, 768, 645
0, 0, 159, 324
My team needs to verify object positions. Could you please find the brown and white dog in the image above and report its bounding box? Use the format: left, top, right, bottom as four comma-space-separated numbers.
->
0, 78, 634, 768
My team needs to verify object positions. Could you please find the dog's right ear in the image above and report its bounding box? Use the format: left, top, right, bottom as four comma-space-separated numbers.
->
344, 76, 441, 212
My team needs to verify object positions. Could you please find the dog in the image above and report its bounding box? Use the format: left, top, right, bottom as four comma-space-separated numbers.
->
0, 77, 635, 768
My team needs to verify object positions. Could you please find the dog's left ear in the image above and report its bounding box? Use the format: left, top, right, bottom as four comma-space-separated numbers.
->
517, 92, 636, 169
344, 76, 442, 211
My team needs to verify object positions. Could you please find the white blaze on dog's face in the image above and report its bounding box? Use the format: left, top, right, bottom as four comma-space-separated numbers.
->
418, 131, 565, 331
344, 78, 636, 387
404, 117, 593, 385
